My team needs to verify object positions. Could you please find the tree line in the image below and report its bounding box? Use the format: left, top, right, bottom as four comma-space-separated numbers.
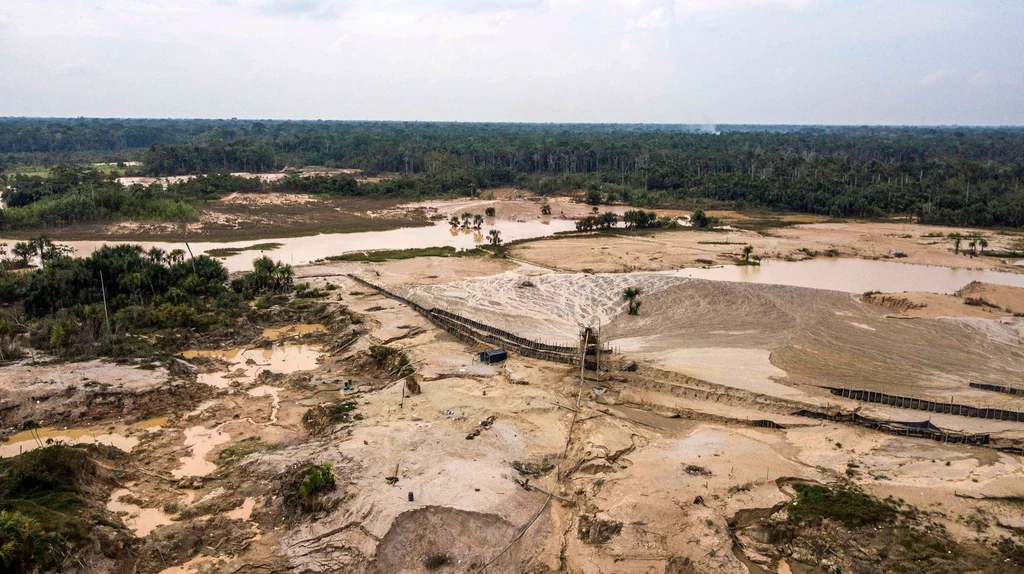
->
2, 119, 1024, 228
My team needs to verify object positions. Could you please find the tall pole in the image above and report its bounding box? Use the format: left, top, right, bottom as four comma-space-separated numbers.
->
99, 270, 112, 337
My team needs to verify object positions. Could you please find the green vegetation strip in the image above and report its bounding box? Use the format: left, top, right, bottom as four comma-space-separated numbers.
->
206, 242, 284, 258
325, 246, 488, 262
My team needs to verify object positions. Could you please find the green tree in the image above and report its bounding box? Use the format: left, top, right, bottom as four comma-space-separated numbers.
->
487, 229, 502, 247
623, 287, 642, 315
541, 204, 552, 216
11, 242, 33, 268
742, 245, 754, 262
690, 209, 719, 229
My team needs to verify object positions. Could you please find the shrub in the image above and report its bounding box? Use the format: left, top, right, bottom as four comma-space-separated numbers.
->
231, 256, 294, 299
788, 483, 897, 527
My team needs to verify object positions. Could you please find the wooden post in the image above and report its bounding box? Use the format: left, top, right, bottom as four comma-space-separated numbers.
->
99, 270, 112, 337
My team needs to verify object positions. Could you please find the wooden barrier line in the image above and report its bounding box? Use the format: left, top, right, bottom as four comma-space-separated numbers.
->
349, 274, 589, 365
824, 387, 1024, 422
792, 409, 991, 446
969, 382, 1024, 397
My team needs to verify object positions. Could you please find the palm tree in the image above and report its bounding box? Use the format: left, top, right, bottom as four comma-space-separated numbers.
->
487, 229, 502, 247
969, 239, 978, 256
951, 233, 962, 254
742, 245, 754, 263
449, 215, 460, 228
541, 204, 552, 216
623, 287, 642, 315
147, 247, 167, 265
168, 249, 187, 265
473, 214, 484, 229
11, 242, 34, 268
979, 238, 989, 254
0, 510, 41, 568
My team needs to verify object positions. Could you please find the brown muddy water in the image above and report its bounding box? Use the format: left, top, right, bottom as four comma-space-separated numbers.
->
31, 219, 579, 272
107, 487, 175, 536
0, 417, 166, 458
181, 345, 323, 389
670, 257, 1024, 294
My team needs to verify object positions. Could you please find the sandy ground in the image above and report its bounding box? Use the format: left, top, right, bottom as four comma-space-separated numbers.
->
861, 282, 1024, 319
510, 220, 1024, 274
6, 218, 1024, 572
408, 194, 690, 225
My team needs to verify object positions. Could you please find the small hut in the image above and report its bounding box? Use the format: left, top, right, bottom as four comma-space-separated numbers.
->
479, 349, 508, 364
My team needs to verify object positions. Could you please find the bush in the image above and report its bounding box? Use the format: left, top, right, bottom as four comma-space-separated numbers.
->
283, 463, 338, 515
299, 464, 336, 499
0, 445, 92, 572
788, 482, 897, 527
231, 256, 294, 299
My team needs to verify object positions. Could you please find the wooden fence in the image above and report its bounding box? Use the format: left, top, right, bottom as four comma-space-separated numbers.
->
969, 382, 1024, 397
348, 274, 607, 365
825, 387, 1024, 422
792, 409, 991, 446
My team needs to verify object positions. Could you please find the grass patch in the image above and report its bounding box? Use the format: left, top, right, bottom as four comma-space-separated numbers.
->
788, 482, 897, 527
218, 438, 279, 462
206, 242, 283, 258
283, 463, 337, 515
303, 401, 358, 435
325, 246, 488, 262
0, 445, 93, 571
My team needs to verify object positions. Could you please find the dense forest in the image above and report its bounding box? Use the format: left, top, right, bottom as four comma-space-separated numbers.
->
2, 118, 1024, 228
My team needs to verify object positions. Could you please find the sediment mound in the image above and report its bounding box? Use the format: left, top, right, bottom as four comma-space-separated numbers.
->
372, 506, 523, 574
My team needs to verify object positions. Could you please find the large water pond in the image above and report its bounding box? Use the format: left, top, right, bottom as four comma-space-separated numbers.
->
42, 218, 578, 273
670, 257, 1024, 294
13, 218, 1024, 293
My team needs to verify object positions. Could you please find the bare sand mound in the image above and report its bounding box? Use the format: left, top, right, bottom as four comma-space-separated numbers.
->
399, 269, 1024, 405
397, 271, 683, 344
958, 281, 1024, 314
862, 281, 1024, 318
371, 506, 525, 574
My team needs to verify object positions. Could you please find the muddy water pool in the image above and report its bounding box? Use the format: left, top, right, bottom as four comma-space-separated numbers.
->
0, 417, 166, 458
34, 219, 578, 272
181, 345, 323, 389
669, 257, 1024, 294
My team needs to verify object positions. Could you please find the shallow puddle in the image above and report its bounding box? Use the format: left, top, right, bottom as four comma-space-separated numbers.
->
247, 385, 281, 424
262, 323, 327, 339
182, 344, 323, 389
172, 426, 232, 478
226, 496, 256, 521
0, 417, 166, 458
107, 488, 175, 537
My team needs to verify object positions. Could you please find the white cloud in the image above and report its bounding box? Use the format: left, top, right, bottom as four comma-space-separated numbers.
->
673, 0, 812, 17
635, 7, 668, 28
921, 69, 955, 85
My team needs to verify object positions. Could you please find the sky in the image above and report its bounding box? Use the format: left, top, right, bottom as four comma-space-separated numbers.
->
0, 0, 1022, 124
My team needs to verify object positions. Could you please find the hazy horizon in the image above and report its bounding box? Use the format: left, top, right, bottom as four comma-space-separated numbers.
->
3, 117, 1024, 129
2, 0, 1023, 125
